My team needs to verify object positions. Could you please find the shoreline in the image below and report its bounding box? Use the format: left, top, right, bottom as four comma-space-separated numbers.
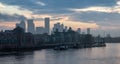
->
0, 43, 106, 52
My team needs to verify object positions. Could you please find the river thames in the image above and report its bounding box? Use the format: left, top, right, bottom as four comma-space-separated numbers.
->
0, 43, 120, 64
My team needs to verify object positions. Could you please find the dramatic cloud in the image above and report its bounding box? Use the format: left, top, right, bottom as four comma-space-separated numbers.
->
0, 2, 33, 21
0, 13, 26, 21
0, 0, 117, 14
0, 0, 120, 36
69, 12, 120, 22
117, 1, 120, 5
68, 5, 120, 14
0, 3, 32, 16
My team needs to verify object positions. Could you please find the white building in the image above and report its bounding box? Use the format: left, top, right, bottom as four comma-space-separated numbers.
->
27, 19, 35, 34
53, 22, 65, 32
16, 20, 26, 32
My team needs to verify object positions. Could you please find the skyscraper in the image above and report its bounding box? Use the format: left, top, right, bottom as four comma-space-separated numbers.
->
53, 23, 60, 32
27, 19, 35, 34
44, 17, 50, 35
77, 28, 81, 34
60, 24, 64, 32
87, 28, 90, 34
53, 23, 64, 32
16, 20, 26, 32
64, 26, 68, 32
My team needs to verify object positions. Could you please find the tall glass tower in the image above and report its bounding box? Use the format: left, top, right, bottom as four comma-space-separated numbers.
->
27, 19, 35, 34
44, 17, 50, 35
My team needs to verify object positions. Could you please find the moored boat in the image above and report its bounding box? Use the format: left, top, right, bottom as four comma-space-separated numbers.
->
54, 45, 68, 50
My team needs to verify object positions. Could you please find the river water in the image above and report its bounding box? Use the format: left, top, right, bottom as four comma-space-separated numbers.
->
0, 43, 120, 64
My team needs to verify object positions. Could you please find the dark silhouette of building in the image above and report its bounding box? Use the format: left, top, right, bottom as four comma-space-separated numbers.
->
0, 27, 34, 49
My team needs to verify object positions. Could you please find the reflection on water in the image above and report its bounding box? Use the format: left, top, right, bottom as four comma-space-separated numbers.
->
0, 43, 120, 64
0, 51, 34, 64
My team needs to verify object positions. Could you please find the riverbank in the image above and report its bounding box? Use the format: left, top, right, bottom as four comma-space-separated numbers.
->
0, 43, 106, 52
0, 43, 118, 64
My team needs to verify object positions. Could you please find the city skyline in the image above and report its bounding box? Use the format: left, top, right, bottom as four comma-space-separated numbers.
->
16, 17, 87, 35
0, 1, 119, 64
0, 0, 120, 37
16, 18, 50, 34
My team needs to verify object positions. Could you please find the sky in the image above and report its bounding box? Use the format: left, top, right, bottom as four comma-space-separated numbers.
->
0, 0, 120, 37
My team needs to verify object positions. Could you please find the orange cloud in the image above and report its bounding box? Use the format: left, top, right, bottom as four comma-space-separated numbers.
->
34, 20, 99, 31
0, 22, 17, 30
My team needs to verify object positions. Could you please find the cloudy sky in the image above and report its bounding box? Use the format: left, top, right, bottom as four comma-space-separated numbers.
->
0, 0, 120, 37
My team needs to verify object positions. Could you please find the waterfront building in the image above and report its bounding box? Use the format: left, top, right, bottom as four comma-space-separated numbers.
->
0, 26, 34, 49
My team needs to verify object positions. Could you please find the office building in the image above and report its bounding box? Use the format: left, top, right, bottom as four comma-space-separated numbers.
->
60, 24, 64, 32
16, 20, 26, 32
53, 22, 65, 32
87, 28, 90, 34
77, 28, 81, 34
36, 27, 45, 34
64, 26, 68, 32
27, 19, 35, 34
44, 17, 50, 34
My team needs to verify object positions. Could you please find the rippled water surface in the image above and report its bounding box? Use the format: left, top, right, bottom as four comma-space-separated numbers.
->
0, 43, 120, 64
